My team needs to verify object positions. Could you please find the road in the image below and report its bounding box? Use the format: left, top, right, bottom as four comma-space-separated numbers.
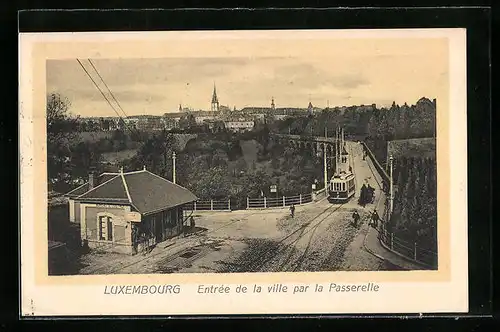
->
78, 141, 398, 275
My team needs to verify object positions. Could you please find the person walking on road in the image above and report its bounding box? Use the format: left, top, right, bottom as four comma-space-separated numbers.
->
190, 216, 196, 230
370, 210, 379, 228
359, 184, 367, 207
367, 184, 375, 203
352, 210, 360, 227
290, 204, 295, 218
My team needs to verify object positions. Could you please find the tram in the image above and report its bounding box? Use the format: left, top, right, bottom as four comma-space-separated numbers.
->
328, 127, 356, 203
328, 172, 356, 203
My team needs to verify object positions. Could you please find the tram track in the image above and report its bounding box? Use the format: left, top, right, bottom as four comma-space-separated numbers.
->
232, 201, 348, 273
286, 142, 359, 272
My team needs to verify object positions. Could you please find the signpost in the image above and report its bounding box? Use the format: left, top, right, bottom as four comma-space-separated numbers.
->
125, 211, 141, 223
270, 185, 278, 200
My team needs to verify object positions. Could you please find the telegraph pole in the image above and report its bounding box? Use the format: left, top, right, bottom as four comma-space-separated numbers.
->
335, 127, 339, 175
389, 155, 394, 215
172, 151, 177, 184
324, 127, 328, 191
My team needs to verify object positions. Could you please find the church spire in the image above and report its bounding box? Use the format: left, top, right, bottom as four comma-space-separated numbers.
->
271, 97, 275, 111
211, 83, 219, 113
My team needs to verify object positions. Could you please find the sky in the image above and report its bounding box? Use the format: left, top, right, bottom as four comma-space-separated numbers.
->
46, 38, 448, 118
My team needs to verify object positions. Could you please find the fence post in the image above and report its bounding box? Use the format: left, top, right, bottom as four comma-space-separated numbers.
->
264, 197, 267, 208
283, 196, 285, 207
390, 233, 394, 250
210, 200, 213, 211
299, 194, 302, 204
414, 242, 417, 261
228, 199, 231, 211
194, 201, 197, 211
246, 197, 249, 209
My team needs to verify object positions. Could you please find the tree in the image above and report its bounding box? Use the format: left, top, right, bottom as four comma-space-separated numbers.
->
46, 93, 79, 192
191, 166, 231, 199
131, 130, 175, 178
111, 129, 128, 150
70, 142, 103, 182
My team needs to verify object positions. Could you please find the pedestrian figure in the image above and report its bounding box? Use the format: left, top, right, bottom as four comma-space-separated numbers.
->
367, 184, 375, 203
370, 210, 379, 228
189, 216, 195, 230
359, 184, 367, 207
352, 210, 360, 227
290, 204, 295, 218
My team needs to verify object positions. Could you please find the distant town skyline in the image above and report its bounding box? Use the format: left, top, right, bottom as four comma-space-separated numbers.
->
46, 38, 447, 118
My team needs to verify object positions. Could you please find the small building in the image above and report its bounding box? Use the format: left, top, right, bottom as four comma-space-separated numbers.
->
65, 169, 198, 255
224, 118, 255, 132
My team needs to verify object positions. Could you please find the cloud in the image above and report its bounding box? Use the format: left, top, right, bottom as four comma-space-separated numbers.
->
273, 62, 369, 90
48, 58, 255, 88
45, 37, 448, 117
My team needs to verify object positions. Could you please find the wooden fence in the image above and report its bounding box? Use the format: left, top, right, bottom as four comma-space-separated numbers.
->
247, 193, 313, 209
185, 199, 231, 212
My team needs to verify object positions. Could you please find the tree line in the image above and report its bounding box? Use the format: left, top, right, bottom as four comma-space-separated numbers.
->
271, 97, 436, 169
123, 124, 323, 210
388, 156, 437, 254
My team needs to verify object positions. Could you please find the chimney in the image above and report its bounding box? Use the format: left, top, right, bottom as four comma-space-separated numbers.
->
88, 172, 96, 190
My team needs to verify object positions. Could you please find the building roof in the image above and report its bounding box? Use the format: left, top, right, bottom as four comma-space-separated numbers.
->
71, 170, 198, 215
65, 173, 118, 198
164, 112, 185, 118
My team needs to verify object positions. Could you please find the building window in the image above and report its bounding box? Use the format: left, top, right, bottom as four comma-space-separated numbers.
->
98, 216, 113, 241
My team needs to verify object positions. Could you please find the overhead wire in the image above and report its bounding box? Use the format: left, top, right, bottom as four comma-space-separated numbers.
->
76, 59, 141, 137
86, 59, 129, 121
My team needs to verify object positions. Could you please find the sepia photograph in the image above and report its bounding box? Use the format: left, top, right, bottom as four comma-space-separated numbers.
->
46, 51, 439, 276
20, 28, 468, 316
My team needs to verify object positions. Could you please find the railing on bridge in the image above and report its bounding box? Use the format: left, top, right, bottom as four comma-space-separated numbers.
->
247, 193, 313, 209
185, 199, 231, 212
360, 141, 390, 189
362, 142, 438, 269
379, 224, 438, 269
271, 133, 337, 143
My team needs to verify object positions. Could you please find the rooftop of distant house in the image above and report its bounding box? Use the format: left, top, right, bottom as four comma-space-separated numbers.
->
66, 169, 198, 215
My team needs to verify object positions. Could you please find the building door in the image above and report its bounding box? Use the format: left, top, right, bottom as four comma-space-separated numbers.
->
153, 215, 162, 243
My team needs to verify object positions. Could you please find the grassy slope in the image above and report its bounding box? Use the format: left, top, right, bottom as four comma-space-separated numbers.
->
239, 140, 260, 169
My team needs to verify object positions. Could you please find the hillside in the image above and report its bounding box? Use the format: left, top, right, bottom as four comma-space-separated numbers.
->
239, 140, 260, 169
387, 138, 436, 162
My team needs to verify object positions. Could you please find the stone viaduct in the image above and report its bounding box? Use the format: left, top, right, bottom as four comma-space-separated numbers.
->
270, 133, 341, 157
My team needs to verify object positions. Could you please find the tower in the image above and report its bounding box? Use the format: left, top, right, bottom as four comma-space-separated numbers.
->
211, 83, 219, 113
271, 97, 275, 111
308, 101, 313, 115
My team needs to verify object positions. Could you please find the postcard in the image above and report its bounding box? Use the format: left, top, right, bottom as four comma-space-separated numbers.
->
19, 28, 468, 316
